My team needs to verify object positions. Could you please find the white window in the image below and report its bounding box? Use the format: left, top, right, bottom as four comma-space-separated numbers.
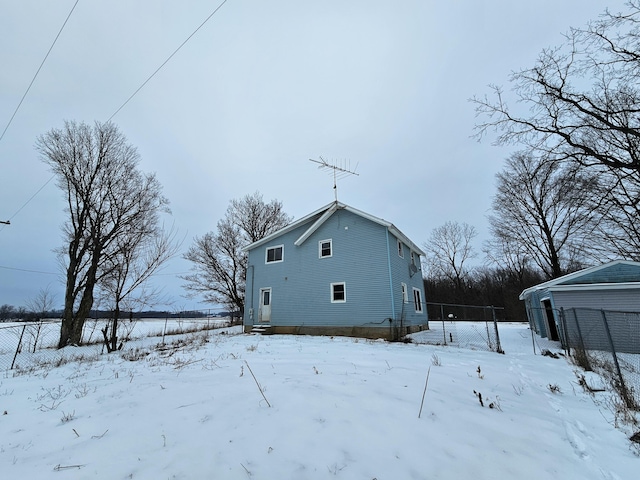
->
401, 283, 408, 303
331, 282, 346, 303
397, 240, 404, 258
265, 245, 284, 264
410, 251, 416, 266
319, 239, 332, 258
413, 288, 423, 313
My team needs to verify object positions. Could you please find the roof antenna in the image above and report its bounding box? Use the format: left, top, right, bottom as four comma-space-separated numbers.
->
309, 156, 359, 202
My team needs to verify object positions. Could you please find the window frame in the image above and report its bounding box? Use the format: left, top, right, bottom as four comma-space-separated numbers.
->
401, 283, 408, 303
319, 239, 333, 259
331, 282, 346, 303
413, 287, 423, 313
397, 239, 404, 258
265, 244, 284, 264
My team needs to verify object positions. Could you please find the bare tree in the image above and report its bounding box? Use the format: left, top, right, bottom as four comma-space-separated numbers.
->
0, 304, 17, 322
473, 3, 640, 258
473, 3, 640, 173
423, 221, 478, 291
37, 120, 170, 348
589, 166, 640, 261
483, 235, 534, 287
25, 287, 56, 319
488, 152, 597, 279
25, 287, 57, 352
183, 192, 292, 317
99, 226, 179, 352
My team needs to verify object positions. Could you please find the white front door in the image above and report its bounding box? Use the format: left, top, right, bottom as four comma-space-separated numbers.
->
259, 288, 272, 323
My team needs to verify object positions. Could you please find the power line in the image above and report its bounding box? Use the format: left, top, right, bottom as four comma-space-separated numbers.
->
0, 265, 58, 276
108, 0, 229, 121
2, 1, 230, 231
0, 174, 55, 233
0, 264, 188, 277
0, 0, 80, 144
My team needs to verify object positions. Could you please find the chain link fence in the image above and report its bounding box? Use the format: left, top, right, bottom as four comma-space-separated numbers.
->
411, 302, 504, 353
558, 307, 640, 410
0, 315, 235, 372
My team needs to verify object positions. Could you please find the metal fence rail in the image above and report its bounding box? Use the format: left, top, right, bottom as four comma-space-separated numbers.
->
415, 302, 504, 353
0, 316, 234, 372
559, 307, 640, 409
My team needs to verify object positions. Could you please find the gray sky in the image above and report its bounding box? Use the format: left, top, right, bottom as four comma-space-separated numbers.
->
0, 0, 628, 312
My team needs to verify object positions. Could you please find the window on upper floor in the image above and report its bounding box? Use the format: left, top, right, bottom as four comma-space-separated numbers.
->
410, 251, 416, 266
319, 239, 332, 258
331, 282, 346, 303
265, 245, 284, 264
413, 287, 423, 313
397, 239, 404, 258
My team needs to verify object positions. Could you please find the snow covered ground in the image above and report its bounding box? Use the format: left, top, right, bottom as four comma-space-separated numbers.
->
0, 323, 637, 479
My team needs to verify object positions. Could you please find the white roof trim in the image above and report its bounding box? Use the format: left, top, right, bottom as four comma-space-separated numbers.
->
241, 202, 335, 252
549, 282, 640, 292
243, 201, 425, 256
294, 204, 338, 246
519, 260, 640, 300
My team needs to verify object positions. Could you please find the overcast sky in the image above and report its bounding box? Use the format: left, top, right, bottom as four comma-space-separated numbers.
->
0, 0, 629, 312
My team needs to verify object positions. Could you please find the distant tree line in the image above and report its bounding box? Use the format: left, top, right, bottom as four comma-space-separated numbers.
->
0, 305, 232, 323
421, 221, 545, 320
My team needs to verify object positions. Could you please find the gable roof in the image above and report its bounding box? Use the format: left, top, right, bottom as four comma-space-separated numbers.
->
519, 260, 640, 300
243, 201, 426, 256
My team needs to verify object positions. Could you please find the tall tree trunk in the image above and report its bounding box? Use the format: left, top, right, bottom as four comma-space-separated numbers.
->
58, 260, 79, 348
111, 302, 120, 352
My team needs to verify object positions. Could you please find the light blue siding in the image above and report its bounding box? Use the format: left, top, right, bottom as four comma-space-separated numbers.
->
521, 261, 640, 339
244, 207, 428, 330
387, 231, 426, 327
560, 263, 640, 285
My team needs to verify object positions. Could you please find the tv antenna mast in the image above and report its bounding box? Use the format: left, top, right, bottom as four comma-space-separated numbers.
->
309, 156, 359, 202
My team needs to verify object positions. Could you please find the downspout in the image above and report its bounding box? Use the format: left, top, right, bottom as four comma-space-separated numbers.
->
385, 228, 396, 322
246, 264, 255, 325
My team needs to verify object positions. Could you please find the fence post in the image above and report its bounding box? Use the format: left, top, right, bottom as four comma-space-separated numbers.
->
440, 304, 447, 345
491, 306, 503, 354
484, 307, 493, 351
559, 308, 570, 356
600, 310, 632, 408
11, 324, 27, 370
571, 309, 592, 371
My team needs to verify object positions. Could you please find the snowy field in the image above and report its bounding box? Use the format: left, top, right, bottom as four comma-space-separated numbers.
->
0, 318, 230, 370
0, 323, 637, 479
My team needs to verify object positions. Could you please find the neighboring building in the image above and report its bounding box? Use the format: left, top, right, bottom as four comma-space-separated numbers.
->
519, 260, 640, 340
243, 201, 428, 339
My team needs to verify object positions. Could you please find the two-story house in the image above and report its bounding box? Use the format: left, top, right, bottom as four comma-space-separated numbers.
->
243, 201, 428, 339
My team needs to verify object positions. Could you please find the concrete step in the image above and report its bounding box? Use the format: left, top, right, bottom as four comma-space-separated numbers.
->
250, 325, 272, 335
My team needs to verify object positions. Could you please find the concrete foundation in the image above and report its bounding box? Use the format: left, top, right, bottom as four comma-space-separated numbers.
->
244, 324, 428, 340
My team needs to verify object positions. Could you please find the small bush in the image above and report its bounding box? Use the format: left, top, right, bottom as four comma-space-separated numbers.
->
548, 383, 562, 394
431, 354, 441, 366
572, 347, 592, 371
60, 410, 75, 423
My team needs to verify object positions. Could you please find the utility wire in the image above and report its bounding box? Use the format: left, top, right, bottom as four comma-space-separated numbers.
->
0, 0, 80, 144
108, 0, 229, 121
0, 265, 58, 276
0, 174, 56, 233
2, 0, 230, 232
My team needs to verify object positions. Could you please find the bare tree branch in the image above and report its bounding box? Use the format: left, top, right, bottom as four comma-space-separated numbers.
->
182, 192, 292, 317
